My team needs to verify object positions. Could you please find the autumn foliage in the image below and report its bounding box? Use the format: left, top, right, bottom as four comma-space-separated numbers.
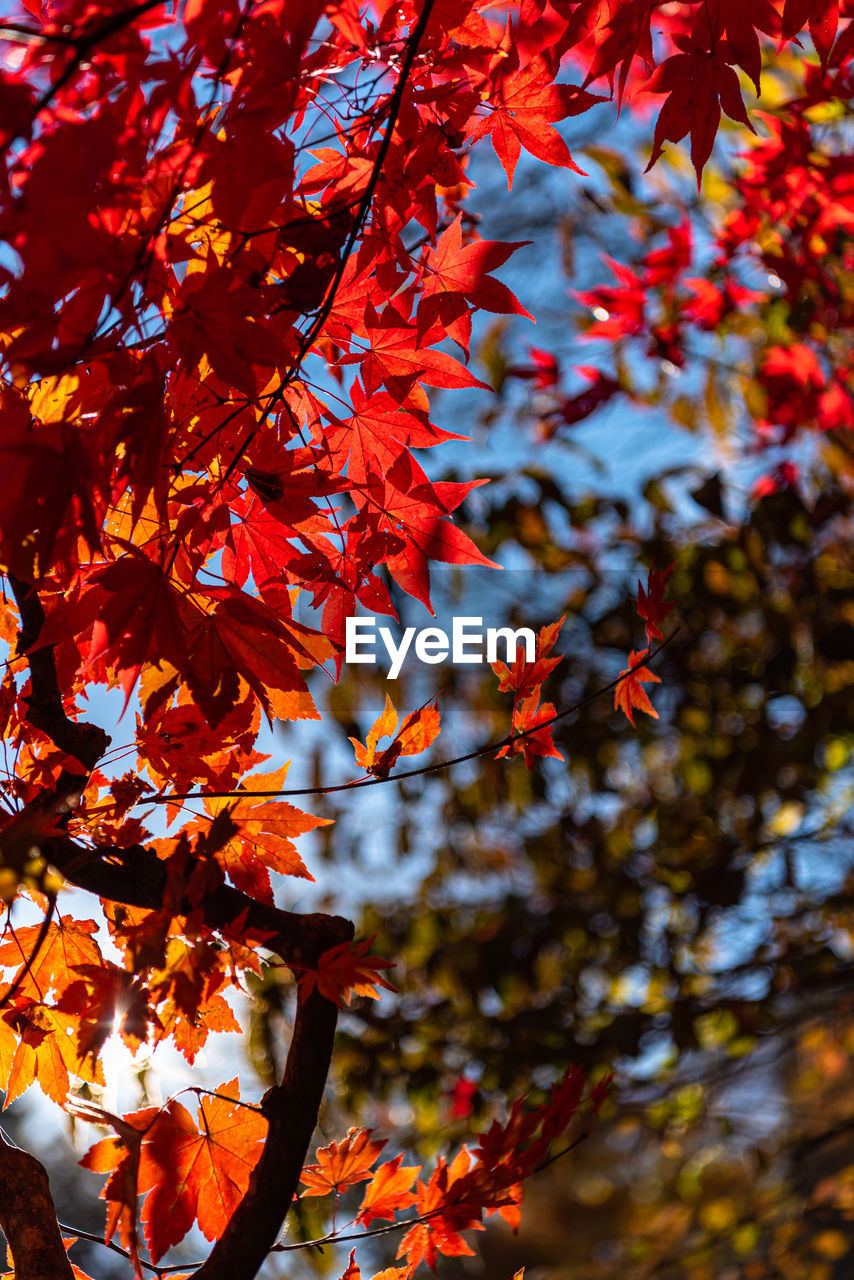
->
0, 0, 847, 1276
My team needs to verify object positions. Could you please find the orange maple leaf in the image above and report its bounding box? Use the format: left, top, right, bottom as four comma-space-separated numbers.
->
77, 1102, 160, 1275
57, 961, 155, 1060
3, 1002, 102, 1108
299, 936, 398, 1009
81, 1081, 267, 1264
356, 1153, 421, 1227
336, 1250, 362, 1280
614, 650, 661, 726
349, 695, 440, 778
0, 916, 102, 1002
190, 762, 329, 901
398, 1148, 482, 1271
139, 1083, 267, 1260
301, 1127, 387, 1197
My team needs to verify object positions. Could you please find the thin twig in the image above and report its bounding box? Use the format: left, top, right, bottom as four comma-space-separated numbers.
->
152, 630, 680, 803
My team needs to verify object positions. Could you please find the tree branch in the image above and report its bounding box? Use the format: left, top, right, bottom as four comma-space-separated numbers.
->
9, 574, 109, 785
47, 833, 352, 969
194, 982, 342, 1280
0, 1132, 74, 1279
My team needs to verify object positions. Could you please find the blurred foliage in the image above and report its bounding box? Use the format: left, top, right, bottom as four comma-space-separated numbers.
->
249, 460, 854, 1277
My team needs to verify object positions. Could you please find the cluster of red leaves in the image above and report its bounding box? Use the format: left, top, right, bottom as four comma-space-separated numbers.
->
517, 51, 854, 482
583, 164, 854, 451
299, 1064, 611, 1279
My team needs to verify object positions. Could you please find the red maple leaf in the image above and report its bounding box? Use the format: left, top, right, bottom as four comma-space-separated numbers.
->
709, 0, 782, 91
80, 1082, 267, 1264
417, 215, 533, 353
348, 302, 492, 401
496, 691, 564, 769
34, 551, 191, 710
491, 614, 565, 697
636, 562, 675, 645
398, 1148, 483, 1270
467, 50, 603, 188
782, 0, 839, 66
644, 39, 753, 184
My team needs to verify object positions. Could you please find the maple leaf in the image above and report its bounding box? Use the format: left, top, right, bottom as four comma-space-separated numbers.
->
3, 1001, 102, 1108
782, 0, 838, 66
184, 588, 322, 727
58, 963, 156, 1061
540, 1064, 587, 1143
636, 562, 675, 645
417, 216, 533, 353
644, 41, 753, 184
357, 453, 498, 610
356, 1153, 421, 1227
496, 691, 564, 770
0, 391, 108, 582
576, 257, 646, 340
576, 0, 656, 103
301, 1128, 387, 1196
138, 1084, 267, 1259
336, 1250, 362, 1280
349, 302, 492, 401
349, 695, 441, 778
467, 50, 603, 188
709, 0, 782, 91
77, 1103, 161, 1275
34, 552, 190, 710
614, 649, 662, 726
135, 692, 265, 796
300, 936, 398, 1009
322, 380, 463, 487
158, 985, 241, 1065
0, 917, 102, 1002
143, 931, 242, 1065
491, 614, 565, 697
191, 762, 328, 901
81, 1082, 267, 1264
398, 1148, 482, 1271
